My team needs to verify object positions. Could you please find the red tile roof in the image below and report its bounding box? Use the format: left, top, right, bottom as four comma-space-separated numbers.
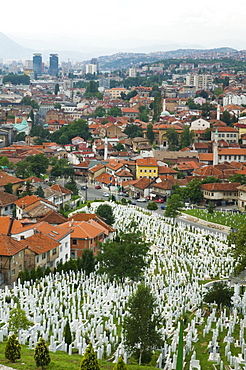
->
0, 234, 26, 256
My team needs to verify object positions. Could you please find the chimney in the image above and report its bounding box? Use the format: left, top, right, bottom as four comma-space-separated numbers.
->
7, 217, 15, 236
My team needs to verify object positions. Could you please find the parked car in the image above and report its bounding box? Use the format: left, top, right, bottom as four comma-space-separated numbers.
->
118, 192, 125, 196
131, 201, 136, 205
155, 199, 164, 203
160, 205, 166, 210
102, 192, 110, 197
81, 185, 87, 190
132, 195, 140, 200
95, 185, 101, 189
137, 198, 147, 202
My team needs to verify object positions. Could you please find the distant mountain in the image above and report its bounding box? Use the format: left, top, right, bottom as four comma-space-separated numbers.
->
0, 32, 33, 60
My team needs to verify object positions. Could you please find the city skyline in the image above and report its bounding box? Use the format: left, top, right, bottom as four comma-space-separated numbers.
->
3, 0, 246, 57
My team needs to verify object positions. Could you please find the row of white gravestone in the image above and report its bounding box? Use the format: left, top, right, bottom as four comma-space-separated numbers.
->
0, 202, 238, 369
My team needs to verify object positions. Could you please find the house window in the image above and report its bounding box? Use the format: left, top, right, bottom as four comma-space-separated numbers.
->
12, 269, 15, 276
21, 235, 25, 240
140, 169, 142, 173
149, 170, 152, 173
52, 248, 57, 255
65, 253, 68, 260
60, 245, 63, 252
5, 206, 8, 211
72, 239, 77, 245
153, 170, 156, 173
42, 253, 46, 260
19, 251, 22, 258
36, 256, 39, 263
65, 242, 68, 248
19, 265, 22, 271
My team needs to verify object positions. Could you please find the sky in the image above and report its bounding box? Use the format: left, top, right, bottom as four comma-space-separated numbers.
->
4, 0, 246, 55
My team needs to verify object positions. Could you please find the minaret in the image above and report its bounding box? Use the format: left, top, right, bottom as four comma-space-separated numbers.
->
163, 98, 166, 112
217, 104, 220, 120
213, 128, 219, 166
104, 136, 108, 161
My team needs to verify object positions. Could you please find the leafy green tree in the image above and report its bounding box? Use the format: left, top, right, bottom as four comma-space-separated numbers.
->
25, 154, 49, 177
108, 107, 122, 117
5, 334, 21, 363
35, 186, 45, 198
164, 194, 184, 218
221, 110, 231, 125
4, 183, 13, 194
213, 87, 224, 96
30, 125, 49, 139
3, 74, 30, 85
114, 142, 125, 151
97, 231, 149, 282
180, 126, 194, 149
147, 201, 158, 210
207, 201, 215, 214
113, 357, 128, 370
146, 123, 155, 144
54, 102, 61, 109
123, 124, 143, 138
80, 343, 100, 370
15, 132, 26, 142
93, 106, 106, 117
201, 176, 222, 184
153, 92, 162, 122
228, 224, 246, 274
8, 307, 32, 334
228, 173, 246, 185
54, 83, 59, 95
81, 249, 95, 275
64, 320, 72, 352
96, 204, 115, 226
184, 179, 203, 204
64, 178, 78, 195
138, 105, 149, 122
21, 96, 39, 109
34, 338, 51, 369
123, 284, 162, 364
50, 119, 91, 145
204, 282, 233, 308
166, 128, 179, 151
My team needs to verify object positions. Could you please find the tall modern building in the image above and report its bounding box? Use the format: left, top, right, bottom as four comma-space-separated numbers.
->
33, 53, 42, 78
49, 54, 59, 76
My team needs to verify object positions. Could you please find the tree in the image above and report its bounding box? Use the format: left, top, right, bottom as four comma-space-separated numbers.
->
65, 178, 78, 195
54, 102, 61, 109
184, 179, 203, 204
97, 231, 149, 282
204, 282, 233, 308
228, 224, 246, 274
54, 83, 59, 95
21, 96, 39, 109
81, 249, 95, 275
123, 284, 162, 364
108, 107, 122, 117
207, 201, 215, 214
201, 176, 222, 184
34, 338, 51, 369
15, 160, 33, 179
164, 194, 184, 218
5, 334, 21, 363
166, 128, 179, 151
153, 92, 162, 122
146, 123, 155, 144
180, 126, 194, 149
123, 124, 143, 138
15, 132, 26, 142
26, 154, 49, 177
113, 357, 128, 370
114, 142, 125, 152
8, 307, 32, 334
80, 343, 100, 370
35, 185, 45, 198
4, 183, 13, 194
228, 173, 246, 185
96, 204, 115, 226
221, 110, 231, 125
93, 106, 106, 118
147, 201, 158, 211
64, 320, 72, 351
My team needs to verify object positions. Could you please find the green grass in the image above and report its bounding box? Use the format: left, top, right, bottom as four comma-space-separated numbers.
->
0, 342, 158, 370
182, 209, 246, 229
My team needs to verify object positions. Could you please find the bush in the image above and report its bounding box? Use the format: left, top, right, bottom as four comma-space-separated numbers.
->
5, 334, 21, 363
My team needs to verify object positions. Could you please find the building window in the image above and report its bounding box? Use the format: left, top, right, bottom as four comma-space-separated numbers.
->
65, 242, 68, 248
52, 248, 57, 255
12, 269, 15, 276
5, 206, 8, 211
19, 251, 22, 258
72, 239, 77, 245
42, 253, 46, 260
60, 245, 63, 252
19, 265, 22, 271
36, 256, 39, 263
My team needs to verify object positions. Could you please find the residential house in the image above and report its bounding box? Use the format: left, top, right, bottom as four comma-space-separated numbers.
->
136, 158, 158, 179
14, 195, 57, 220
237, 185, 246, 211
217, 148, 246, 163
60, 219, 106, 258
211, 127, 239, 144
0, 171, 24, 195
0, 234, 26, 285
132, 137, 152, 152
201, 182, 240, 206
0, 191, 18, 216
88, 163, 105, 183
127, 177, 154, 198
24, 232, 60, 271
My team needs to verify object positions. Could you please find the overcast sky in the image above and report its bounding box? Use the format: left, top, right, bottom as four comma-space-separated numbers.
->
4, 0, 246, 54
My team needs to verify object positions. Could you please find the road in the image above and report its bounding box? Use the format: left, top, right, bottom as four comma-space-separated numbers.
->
76, 182, 228, 236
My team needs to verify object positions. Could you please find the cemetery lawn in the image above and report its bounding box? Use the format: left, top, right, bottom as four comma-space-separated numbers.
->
0, 342, 157, 370
182, 209, 246, 229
